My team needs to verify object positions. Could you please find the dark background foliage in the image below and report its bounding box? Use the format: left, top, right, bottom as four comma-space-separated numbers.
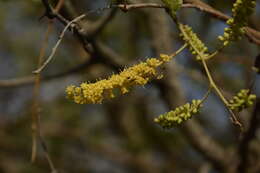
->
0, 0, 260, 172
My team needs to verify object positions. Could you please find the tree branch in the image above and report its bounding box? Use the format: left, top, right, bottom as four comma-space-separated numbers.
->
237, 98, 260, 173
144, 3, 229, 170
111, 1, 260, 45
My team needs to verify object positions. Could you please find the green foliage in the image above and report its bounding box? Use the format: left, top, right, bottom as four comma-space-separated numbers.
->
154, 100, 202, 128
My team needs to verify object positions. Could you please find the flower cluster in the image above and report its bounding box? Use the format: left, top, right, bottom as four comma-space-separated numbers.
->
218, 0, 256, 46
179, 24, 209, 60
66, 54, 172, 104
154, 100, 202, 128
228, 89, 256, 112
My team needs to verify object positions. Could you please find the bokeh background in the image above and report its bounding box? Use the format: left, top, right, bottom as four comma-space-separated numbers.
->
0, 0, 260, 172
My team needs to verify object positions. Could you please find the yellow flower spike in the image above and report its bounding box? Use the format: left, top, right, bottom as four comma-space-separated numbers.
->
66, 85, 75, 97
228, 89, 256, 112
219, 0, 256, 46
66, 55, 174, 104
154, 99, 203, 129
146, 58, 162, 67
179, 24, 209, 60
160, 54, 172, 62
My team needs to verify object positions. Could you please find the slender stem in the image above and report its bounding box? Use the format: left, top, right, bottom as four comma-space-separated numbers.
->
200, 58, 242, 128
192, 86, 212, 112
201, 86, 212, 103
31, 21, 53, 163
170, 43, 188, 57
178, 23, 242, 129
200, 60, 228, 104
205, 45, 225, 60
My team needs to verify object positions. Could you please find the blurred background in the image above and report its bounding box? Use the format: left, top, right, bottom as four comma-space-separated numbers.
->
0, 0, 260, 172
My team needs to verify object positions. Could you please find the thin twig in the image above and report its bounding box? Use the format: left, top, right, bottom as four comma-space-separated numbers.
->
54, 0, 64, 12
38, 115, 57, 173
31, 21, 53, 163
31, 2, 65, 173
111, 3, 165, 11
182, 1, 260, 45
178, 22, 243, 129
200, 57, 242, 129
170, 43, 188, 57
110, 2, 260, 45
33, 14, 86, 74
237, 98, 260, 173
201, 86, 212, 103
